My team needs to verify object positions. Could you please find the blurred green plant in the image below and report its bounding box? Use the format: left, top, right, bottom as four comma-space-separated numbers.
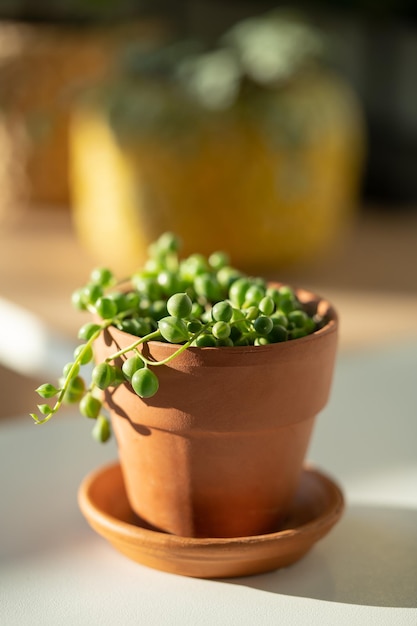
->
81, 10, 328, 142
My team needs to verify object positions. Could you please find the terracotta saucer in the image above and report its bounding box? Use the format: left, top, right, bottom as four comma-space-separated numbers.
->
78, 463, 344, 579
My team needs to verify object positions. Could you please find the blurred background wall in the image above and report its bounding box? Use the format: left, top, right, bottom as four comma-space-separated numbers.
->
0, 0, 415, 208
185, 0, 417, 207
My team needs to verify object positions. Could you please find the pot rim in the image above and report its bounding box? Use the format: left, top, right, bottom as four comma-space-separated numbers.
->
99, 284, 338, 365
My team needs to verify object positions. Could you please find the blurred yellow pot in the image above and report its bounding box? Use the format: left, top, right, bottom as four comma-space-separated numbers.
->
70, 69, 365, 275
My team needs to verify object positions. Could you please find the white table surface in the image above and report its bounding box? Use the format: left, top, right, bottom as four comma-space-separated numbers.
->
1, 342, 417, 626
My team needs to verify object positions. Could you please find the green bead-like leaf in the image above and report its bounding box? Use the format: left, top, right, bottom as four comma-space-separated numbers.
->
271, 312, 288, 328
259, 296, 275, 316
167, 293, 192, 319
158, 316, 190, 344
208, 251, 230, 270
245, 306, 259, 321
244, 284, 265, 306
253, 316, 273, 336
38, 404, 53, 415
288, 310, 310, 328
122, 355, 145, 381
78, 322, 101, 341
95, 296, 118, 319
229, 278, 250, 307
156, 232, 180, 254
290, 327, 309, 339
62, 362, 80, 379
212, 321, 231, 339
157, 271, 181, 297
131, 368, 159, 398
123, 291, 140, 311
194, 334, 216, 347
268, 324, 288, 343
92, 415, 111, 443
194, 274, 222, 302
217, 266, 242, 290
92, 363, 116, 390
132, 274, 162, 300
73, 343, 94, 365
211, 300, 233, 322
82, 283, 103, 306
79, 393, 102, 419
119, 317, 151, 337
71, 288, 88, 311
215, 337, 234, 347
187, 319, 203, 334
36, 383, 59, 399
254, 337, 270, 346
112, 367, 126, 387
90, 267, 114, 287
63, 376, 85, 403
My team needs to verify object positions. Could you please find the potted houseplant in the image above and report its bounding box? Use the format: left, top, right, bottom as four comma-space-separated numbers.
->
32, 232, 341, 574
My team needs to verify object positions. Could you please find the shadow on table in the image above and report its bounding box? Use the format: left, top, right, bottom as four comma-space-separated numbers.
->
225, 504, 417, 608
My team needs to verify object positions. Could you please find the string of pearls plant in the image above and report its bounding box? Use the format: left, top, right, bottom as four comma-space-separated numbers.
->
32, 233, 324, 442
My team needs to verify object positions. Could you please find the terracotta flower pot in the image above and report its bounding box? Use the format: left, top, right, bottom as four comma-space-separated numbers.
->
94, 287, 338, 538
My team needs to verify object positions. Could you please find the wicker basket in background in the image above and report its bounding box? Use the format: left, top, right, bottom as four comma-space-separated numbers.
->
0, 20, 165, 217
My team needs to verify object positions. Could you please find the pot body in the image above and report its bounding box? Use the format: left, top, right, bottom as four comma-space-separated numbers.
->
94, 288, 338, 538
